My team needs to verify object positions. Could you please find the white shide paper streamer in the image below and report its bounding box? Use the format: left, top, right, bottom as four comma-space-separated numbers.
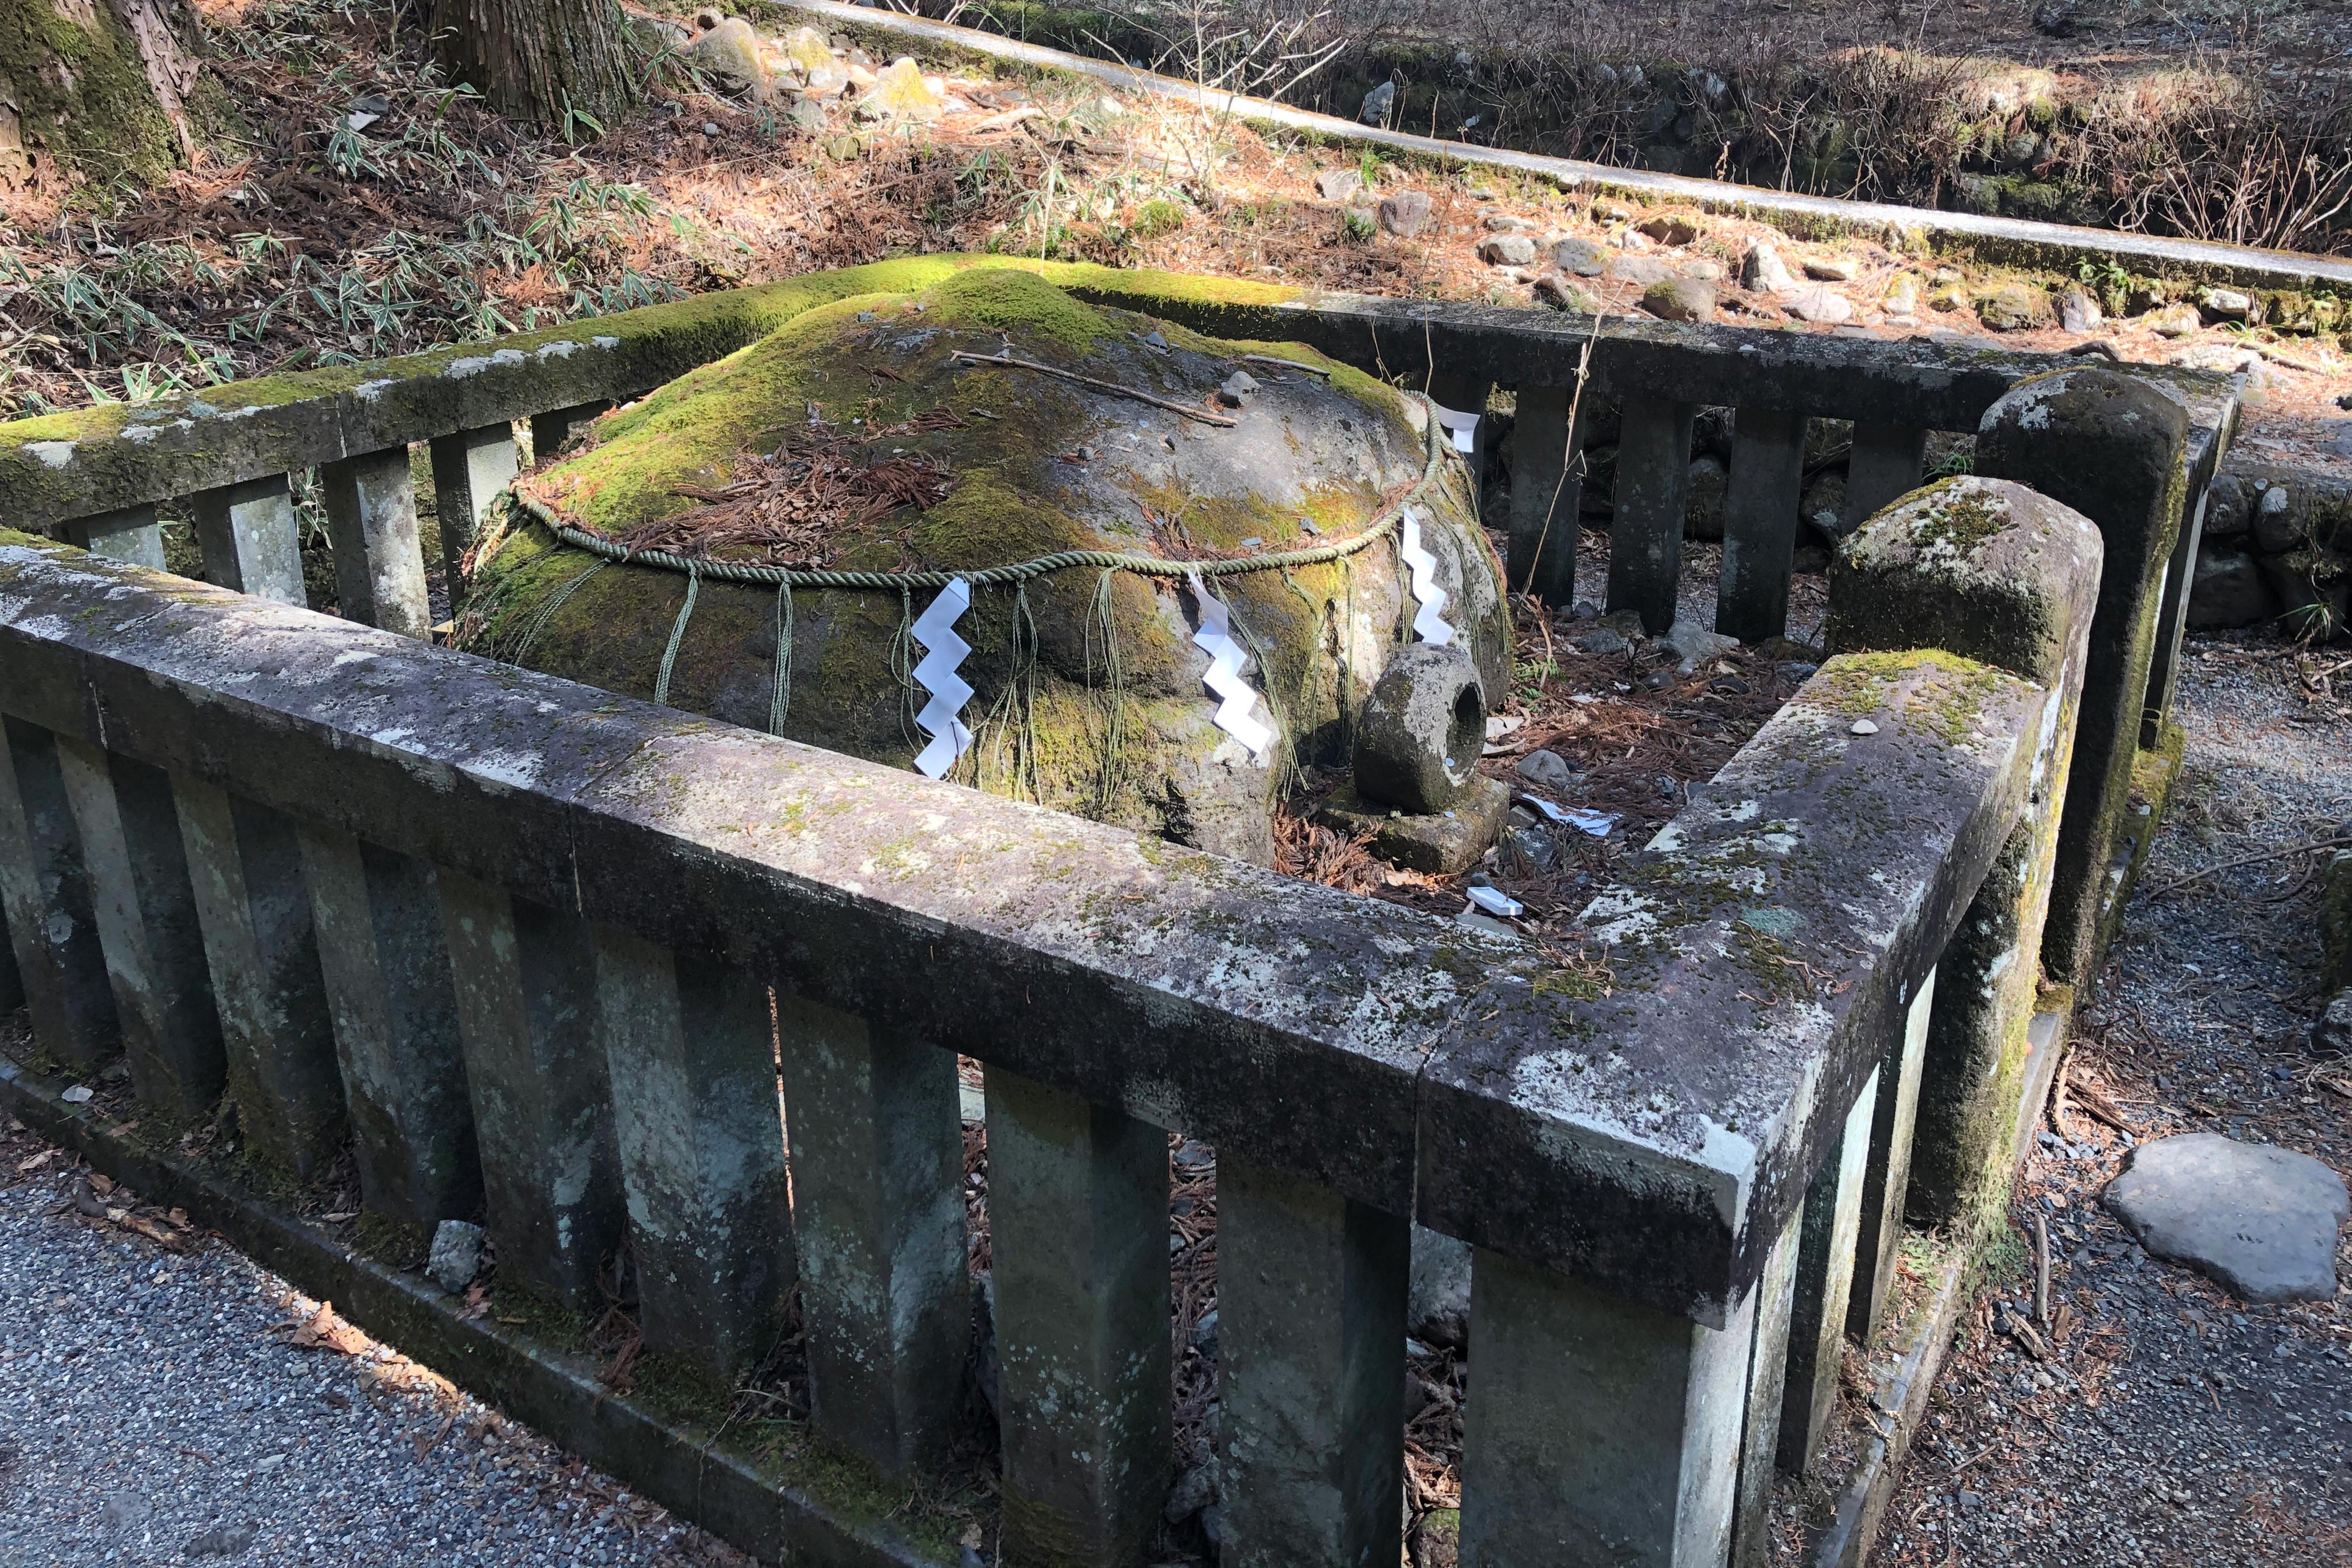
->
911, 578, 977, 778
1430, 401, 1480, 455
1399, 507, 1455, 647
1189, 573, 1276, 762
1519, 793, 1618, 838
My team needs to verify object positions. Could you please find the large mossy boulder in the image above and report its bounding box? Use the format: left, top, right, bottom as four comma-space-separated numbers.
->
464, 269, 1508, 864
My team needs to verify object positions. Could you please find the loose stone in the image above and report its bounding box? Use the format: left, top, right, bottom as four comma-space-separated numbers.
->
1478, 235, 1536, 267
2104, 1133, 2350, 1302
1379, 190, 1432, 237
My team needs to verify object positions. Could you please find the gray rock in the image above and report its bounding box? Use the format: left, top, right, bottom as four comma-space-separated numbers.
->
1552, 236, 1606, 276
186, 1524, 258, 1558
1606, 253, 1674, 286
1635, 213, 1699, 246
1379, 190, 1431, 237
426, 1219, 485, 1295
2203, 473, 2249, 538
684, 16, 766, 96
1409, 1223, 1472, 1348
2104, 1133, 2350, 1303
1741, 242, 1795, 293
786, 97, 830, 133
1477, 234, 1536, 267
2252, 483, 2302, 554
2186, 548, 2276, 629
1803, 256, 1859, 282
1802, 472, 1849, 542
2059, 287, 2103, 333
1482, 213, 1535, 233
2311, 988, 2352, 1057
1514, 748, 1577, 794
1502, 825, 1559, 874
1574, 626, 1629, 656
1359, 80, 1396, 127
1782, 285, 1853, 325
1315, 167, 1362, 201
1352, 644, 1486, 812
1217, 369, 1259, 407
1978, 284, 2047, 332
1663, 618, 1738, 669
1531, 272, 1594, 312
1641, 276, 1716, 323
2199, 286, 2253, 321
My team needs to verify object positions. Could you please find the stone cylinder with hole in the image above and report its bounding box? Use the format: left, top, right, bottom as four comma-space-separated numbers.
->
1350, 644, 1487, 814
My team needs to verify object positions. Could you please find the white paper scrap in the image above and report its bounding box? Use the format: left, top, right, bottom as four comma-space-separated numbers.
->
1519, 793, 1618, 837
1399, 507, 1455, 647
1189, 573, 1276, 761
1465, 886, 1524, 918
910, 579, 977, 779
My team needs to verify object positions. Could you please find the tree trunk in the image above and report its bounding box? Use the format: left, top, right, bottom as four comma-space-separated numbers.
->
429, 0, 640, 135
0, 0, 197, 208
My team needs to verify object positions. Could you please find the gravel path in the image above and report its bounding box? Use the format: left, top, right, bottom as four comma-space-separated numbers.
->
1872, 632, 2352, 1566
0, 1071, 747, 1568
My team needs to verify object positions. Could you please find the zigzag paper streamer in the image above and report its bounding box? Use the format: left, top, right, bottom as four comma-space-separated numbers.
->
911, 578, 976, 779
1188, 573, 1277, 762
1430, 401, 1480, 455
1399, 508, 1455, 647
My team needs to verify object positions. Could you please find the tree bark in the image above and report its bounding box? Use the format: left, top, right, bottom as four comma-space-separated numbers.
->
0, 0, 197, 205
429, 0, 640, 135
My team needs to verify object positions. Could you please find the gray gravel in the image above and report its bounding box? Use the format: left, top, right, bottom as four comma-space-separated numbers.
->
0, 1084, 746, 1567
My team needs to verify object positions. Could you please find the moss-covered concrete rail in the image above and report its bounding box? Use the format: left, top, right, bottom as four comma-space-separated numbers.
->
0, 527, 2063, 1566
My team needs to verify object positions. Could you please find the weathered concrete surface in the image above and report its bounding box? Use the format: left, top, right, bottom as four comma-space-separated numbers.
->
1460, 1248, 1755, 1567
1826, 478, 2103, 1227
985, 1068, 1168, 1566
321, 446, 431, 638
1777, 1066, 1878, 1478
54, 740, 224, 1118
0, 716, 120, 1072
1219, 1154, 1408, 1567
1977, 370, 2190, 991
428, 424, 522, 613
2105, 1133, 2351, 1303
436, 874, 622, 1315
1717, 408, 1805, 645
190, 477, 306, 607
1847, 970, 1936, 1345
0, 533, 2045, 1325
1609, 398, 1697, 634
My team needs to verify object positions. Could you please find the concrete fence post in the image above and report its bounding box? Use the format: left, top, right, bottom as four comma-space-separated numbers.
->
1717, 408, 1807, 645
1975, 369, 2190, 989
1840, 422, 1929, 533
298, 827, 480, 1226
438, 873, 622, 1315
1459, 1248, 1755, 1567
1825, 477, 2102, 1226
593, 926, 795, 1389
427, 423, 521, 613
62, 505, 167, 570
1775, 1067, 1880, 1477
1730, 1212, 1803, 1568
1218, 1154, 1408, 1568
0, 717, 121, 1072
985, 1066, 1170, 1566
774, 991, 970, 1478
1507, 383, 1584, 606
1608, 397, 1698, 634
171, 775, 345, 1178
1847, 970, 1937, 1345
2141, 481, 2211, 748
190, 475, 306, 606
54, 741, 225, 1118
320, 447, 432, 639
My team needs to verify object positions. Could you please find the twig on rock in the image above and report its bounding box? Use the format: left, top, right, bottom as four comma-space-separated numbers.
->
950, 350, 1237, 425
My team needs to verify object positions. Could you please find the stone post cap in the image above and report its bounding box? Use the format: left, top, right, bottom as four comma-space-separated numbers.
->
1826, 475, 2103, 689
1978, 365, 2192, 449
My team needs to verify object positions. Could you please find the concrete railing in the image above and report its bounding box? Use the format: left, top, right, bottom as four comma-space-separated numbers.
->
0, 265, 2234, 983
0, 449, 2094, 1565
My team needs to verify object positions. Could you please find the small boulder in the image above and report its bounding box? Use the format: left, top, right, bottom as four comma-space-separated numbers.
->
1882, 273, 1922, 318
780, 24, 834, 75
1782, 285, 1853, 325
428, 1219, 486, 1294
2105, 1133, 2348, 1303
1640, 276, 1716, 323
1514, 748, 1578, 795
1352, 645, 1487, 813
1478, 234, 1536, 267
1685, 453, 1728, 540
2311, 985, 2352, 1056
2148, 302, 2203, 338
684, 16, 766, 97
1552, 236, 1606, 276
2199, 286, 2253, 322
1803, 256, 1858, 282
1315, 167, 1363, 202
1590, 197, 1631, 223
1217, 369, 1259, 408
1379, 190, 1432, 237
1741, 242, 1795, 293
2252, 482, 2301, 555
1359, 80, 1396, 127
1573, 626, 1629, 656
1606, 253, 1674, 286
855, 57, 944, 123
1635, 213, 1699, 246
1531, 272, 1595, 313
1681, 258, 1726, 282
1482, 212, 1535, 233
1663, 618, 1738, 670
2185, 547, 2275, 630
1976, 284, 2047, 332
2059, 286, 2103, 333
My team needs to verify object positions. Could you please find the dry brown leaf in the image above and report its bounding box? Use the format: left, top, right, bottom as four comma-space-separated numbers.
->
290, 1301, 372, 1356
15, 1150, 51, 1172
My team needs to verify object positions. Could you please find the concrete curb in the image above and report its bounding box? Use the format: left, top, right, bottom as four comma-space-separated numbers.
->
0, 1048, 950, 1568
785, 0, 2352, 295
